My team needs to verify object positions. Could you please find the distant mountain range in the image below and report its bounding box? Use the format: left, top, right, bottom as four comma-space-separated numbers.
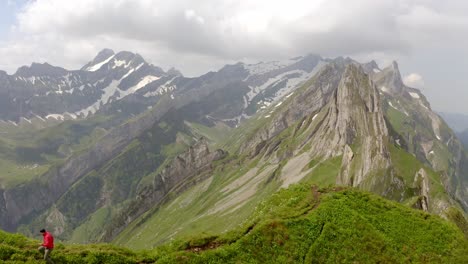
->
439, 112, 468, 132
0, 50, 466, 249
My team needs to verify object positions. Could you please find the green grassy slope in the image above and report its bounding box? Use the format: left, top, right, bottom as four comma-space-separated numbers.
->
0, 115, 110, 188
19, 113, 197, 241
1, 185, 466, 263
163, 186, 467, 264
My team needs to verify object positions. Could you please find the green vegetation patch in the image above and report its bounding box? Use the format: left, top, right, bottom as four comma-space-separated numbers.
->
302, 156, 342, 187
152, 186, 467, 263
1, 185, 466, 263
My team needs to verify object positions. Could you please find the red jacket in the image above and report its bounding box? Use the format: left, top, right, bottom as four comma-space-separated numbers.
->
42, 232, 54, 249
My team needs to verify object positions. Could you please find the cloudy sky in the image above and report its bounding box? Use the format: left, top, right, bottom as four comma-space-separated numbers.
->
0, 0, 467, 113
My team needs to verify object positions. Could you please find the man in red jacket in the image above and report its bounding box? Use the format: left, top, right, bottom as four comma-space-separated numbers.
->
38, 229, 54, 264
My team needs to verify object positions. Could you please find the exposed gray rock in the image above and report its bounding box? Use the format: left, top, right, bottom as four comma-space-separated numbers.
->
413, 168, 430, 212
338, 144, 354, 185
373, 61, 404, 94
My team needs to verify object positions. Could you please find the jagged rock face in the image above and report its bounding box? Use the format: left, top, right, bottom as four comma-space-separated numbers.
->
240, 62, 343, 154
241, 62, 393, 193
372, 61, 404, 94
298, 64, 391, 188
372, 61, 468, 212
151, 138, 227, 201
100, 138, 227, 241
310, 64, 388, 158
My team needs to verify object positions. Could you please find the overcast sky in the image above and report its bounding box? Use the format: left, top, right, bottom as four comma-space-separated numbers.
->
0, 0, 467, 114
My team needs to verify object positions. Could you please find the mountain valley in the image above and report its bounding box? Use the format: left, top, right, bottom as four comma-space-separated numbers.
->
0, 49, 467, 262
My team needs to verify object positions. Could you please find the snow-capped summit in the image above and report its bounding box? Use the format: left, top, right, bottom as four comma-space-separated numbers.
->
0, 49, 184, 123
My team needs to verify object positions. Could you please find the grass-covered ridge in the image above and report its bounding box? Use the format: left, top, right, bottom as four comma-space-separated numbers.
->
1, 184, 467, 263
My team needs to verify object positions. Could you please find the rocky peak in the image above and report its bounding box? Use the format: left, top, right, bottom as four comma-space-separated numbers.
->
14, 62, 68, 77
361, 60, 380, 74
167, 67, 183, 77
240, 62, 394, 191
308, 63, 389, 156
92, 48, 115, 63
81, 48, 116, 71
293, 54, 323, 72
373, 61, 404, 94
113, 51, 145, 65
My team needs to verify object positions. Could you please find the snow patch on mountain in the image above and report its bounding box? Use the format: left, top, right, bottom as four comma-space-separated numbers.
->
8, 120, 18, 126
74, 74, 161, 117
244, 58, 300, 75
128, 76, 160, 93
113, 59, 128, 68
409, 92, 420, 99
246, 67, 322, 104
65, 112, 77, 119
121, 63, 144, 79
46, 114, 65, 120
76, 80, 120, 117
144, 78, 176, 97
380, 86, 389, 93
388, 101, 398, 110
388, 101, 409, 116
86, 54, 116, 72
20, 117, 32, 124
33, 114, 46, 122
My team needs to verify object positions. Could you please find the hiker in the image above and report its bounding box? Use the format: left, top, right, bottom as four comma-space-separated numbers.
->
38, 229, 54, 264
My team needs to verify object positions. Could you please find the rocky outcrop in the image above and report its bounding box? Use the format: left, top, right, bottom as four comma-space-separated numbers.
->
413, 168, 430, 211
308, 64, 389, 161
282, 63, 393, 190
372, 60, 468, 212
45, 207, 67, 236
100, 138, 227, 241
372, 61, 404, 94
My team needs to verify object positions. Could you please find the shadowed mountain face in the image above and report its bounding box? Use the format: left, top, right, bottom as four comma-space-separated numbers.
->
0, 51, 466, 246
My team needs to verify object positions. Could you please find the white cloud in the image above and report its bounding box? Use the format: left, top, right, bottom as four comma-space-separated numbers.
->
0, 0, 468, 79
403, 73, 425, 88
184, 9, 205, 25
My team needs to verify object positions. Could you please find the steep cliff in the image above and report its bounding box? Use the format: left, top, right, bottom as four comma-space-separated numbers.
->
372, 61, 468, 212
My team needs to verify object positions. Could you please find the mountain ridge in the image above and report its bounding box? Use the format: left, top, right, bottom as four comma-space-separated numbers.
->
111, 60, 467, 247
0, 50, 466, 248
